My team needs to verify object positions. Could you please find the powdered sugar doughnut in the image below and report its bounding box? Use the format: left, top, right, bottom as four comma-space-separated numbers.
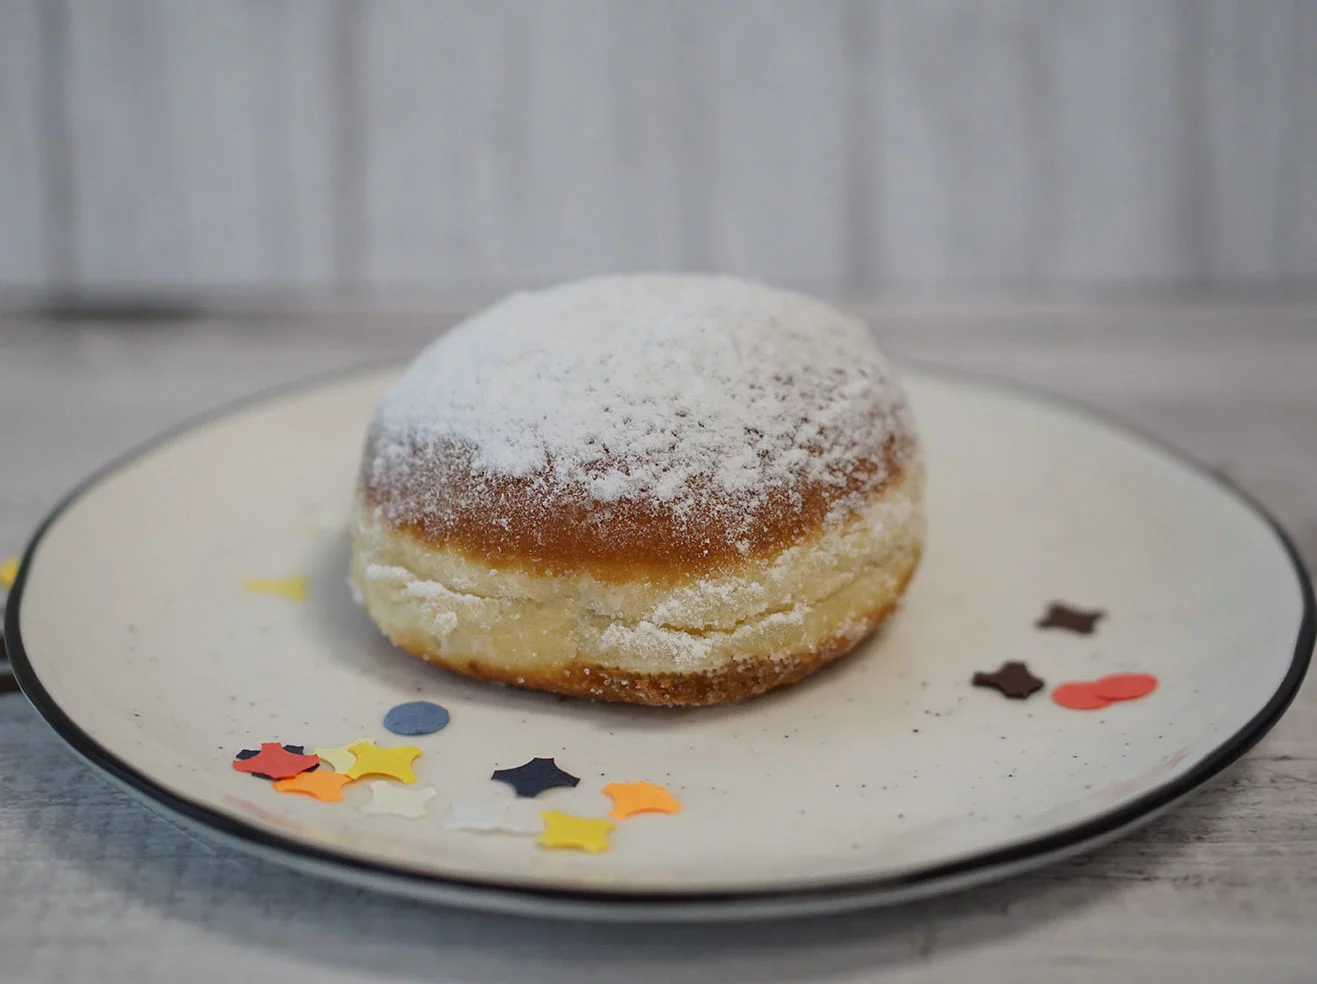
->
351, 274, 924, 706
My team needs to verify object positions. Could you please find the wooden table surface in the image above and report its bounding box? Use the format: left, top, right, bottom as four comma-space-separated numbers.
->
1, 307, 1315, 983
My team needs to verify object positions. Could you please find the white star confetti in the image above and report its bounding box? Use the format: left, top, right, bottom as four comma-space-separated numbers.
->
361, 781, 436, 819
444, 799, 545, 835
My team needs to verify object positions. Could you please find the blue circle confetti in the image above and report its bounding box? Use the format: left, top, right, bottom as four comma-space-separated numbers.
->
383, 700, 450, 736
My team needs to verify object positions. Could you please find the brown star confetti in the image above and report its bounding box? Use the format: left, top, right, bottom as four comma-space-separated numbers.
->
972, 661, 1045, 699
1035, 602, 1105, 635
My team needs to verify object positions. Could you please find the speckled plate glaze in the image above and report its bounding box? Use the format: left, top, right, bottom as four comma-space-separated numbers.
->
7, 364, 1313, 922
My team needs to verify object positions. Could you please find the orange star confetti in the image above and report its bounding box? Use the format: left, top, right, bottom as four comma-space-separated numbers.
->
602, 781, 682, 820
539, 811, 615, 853
0, 556, 18, 589
243, 575, 309, 602
345, 740, 421, 783
273, 770, 356, 803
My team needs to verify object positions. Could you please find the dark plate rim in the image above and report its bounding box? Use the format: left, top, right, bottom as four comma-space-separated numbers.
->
6, 359, 1314, 909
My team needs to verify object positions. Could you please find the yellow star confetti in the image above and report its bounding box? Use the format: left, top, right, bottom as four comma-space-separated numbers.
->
0, 556, 18, 589
273, 770, 356, 803
346, 740, 421, 783
243, 575, 308, 602
602, 781, 682, 820
538, 811, 615, 853
315, 738, 373, 773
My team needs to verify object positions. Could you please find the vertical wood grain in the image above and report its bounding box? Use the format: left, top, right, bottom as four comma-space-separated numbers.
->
2, 0, 1316, 296
515, 1, 700, 279
63, 0, 337, 290
262, 0, 340, 287
0, 0, 52, 288
361, 0, 526, 286
1198, 0, 1294, 281
872, 0, 1196, 289
869, 0, 1056, 288
65, 0, 182, 286
362, 0, 701, 288
1030, 2, 1199, 285
1282, 0, 1317, 279
703, 0, 849, 287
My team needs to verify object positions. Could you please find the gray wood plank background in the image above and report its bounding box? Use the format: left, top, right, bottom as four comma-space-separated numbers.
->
3, 0, 1316, 300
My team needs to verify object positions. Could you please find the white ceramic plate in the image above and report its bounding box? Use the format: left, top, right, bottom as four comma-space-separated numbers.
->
7, 364, 1312, 922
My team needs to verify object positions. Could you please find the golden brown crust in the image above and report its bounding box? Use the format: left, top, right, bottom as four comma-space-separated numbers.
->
360, 432, 913, 582
380, 560, 916, 707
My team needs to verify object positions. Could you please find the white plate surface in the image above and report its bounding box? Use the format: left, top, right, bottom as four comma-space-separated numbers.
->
8, 365, 1312, 921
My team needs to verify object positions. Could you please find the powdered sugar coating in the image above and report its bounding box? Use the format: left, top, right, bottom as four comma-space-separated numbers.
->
365, 275, 915, 560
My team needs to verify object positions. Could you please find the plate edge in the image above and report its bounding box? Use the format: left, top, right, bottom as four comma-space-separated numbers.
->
5, 359, 1314, 912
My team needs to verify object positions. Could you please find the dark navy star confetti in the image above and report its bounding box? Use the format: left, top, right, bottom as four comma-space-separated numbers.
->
491, 757, 581, 798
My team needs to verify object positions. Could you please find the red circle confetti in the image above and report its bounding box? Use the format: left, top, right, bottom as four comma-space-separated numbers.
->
1093, 673, 1158, 701
1051, 683, 1112, 710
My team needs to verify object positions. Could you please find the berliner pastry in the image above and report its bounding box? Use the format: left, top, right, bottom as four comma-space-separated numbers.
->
351, 274, 923, 706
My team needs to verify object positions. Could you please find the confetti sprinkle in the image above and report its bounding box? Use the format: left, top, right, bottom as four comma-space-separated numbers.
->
0, 557, 17, 589
315, 738, 372, 773
1092, 673, 1159, 701
971, 661, 1045, 699
383, 700, 450, 736
1051, 682, 1112, 710
346, 740, 422, 783
233, 743, 321, 780
491, 757, 581, 798
273, 770, 356, 803
243, 575, 309, 603
361, 781, 436, 818
1035, 602, 1105, 635
1053, 672, 1160, 710
236, 743, 310, 760
602, 781, 682, 820
443, 799, 545, 835
539, 811, 614, 853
